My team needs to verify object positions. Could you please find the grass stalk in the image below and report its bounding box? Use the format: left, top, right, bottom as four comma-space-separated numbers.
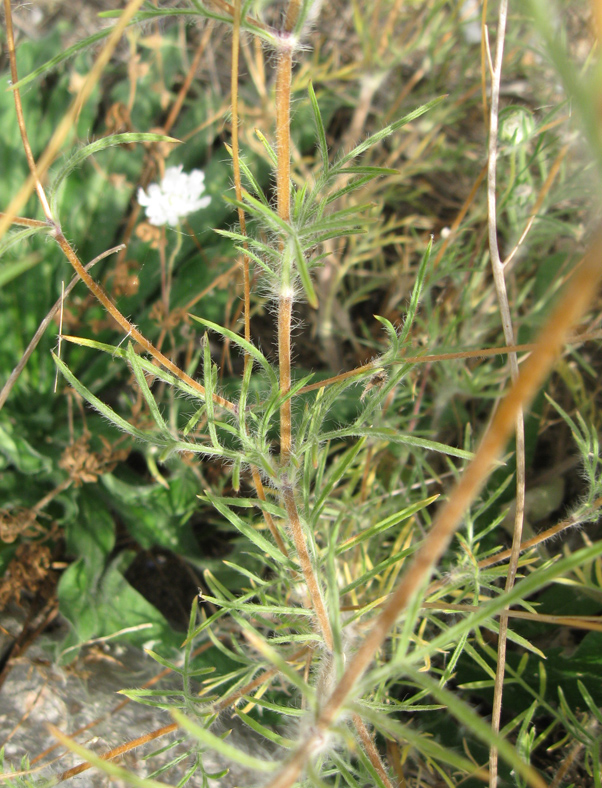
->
484, 3, 527, 781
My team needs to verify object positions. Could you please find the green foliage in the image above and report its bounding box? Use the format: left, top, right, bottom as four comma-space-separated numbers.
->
1, 1, 601, 787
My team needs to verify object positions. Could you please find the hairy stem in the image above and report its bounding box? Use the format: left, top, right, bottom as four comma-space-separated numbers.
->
282, 483, 333, 651
275, 0, 299, 465
264, 229, 602, 788
230, 0, 251, 359
53, 231, 236, 412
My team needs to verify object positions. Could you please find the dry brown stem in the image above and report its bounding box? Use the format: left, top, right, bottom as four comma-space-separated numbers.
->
0, 0, 146, 241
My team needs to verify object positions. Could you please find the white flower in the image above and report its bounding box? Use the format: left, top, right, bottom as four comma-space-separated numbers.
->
137, 165, 211, 227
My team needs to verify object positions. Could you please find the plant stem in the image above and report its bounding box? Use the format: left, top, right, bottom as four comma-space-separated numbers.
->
278, 290, 293, 463
263, 228, 602, 788
275, 1, 299, 465
352, 713, 394, 788
53, 230, 236, 413
484, 3, 527, 783
0, 0, 146, 242
282, 483, 334, 651
230, 0, 251, 364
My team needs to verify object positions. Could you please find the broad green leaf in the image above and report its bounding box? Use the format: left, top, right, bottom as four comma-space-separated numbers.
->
0, 421, 52, 474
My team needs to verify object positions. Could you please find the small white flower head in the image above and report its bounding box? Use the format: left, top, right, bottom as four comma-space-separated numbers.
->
137, 165, 211, 227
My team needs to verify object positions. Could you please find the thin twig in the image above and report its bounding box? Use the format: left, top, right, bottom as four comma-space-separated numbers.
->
485, 4, 526, 784
230, 0, 251, 362
294, 331, 602, 396
0, 212, 48, 228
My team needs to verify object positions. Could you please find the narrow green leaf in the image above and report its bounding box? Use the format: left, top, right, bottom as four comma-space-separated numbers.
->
224, 143, 270, 206
336, 495, 439, 554
53, 353, 164, 444
235, 191, 294, 237
172, 710, 279, 772
182, 403, 206, 437
61, 335, 205, 401
292, 236, 318, 308
254, 129, 278, 166
324, 174, 386, 206
397, 236, 432, 346
341, 546, 420, 595
416, 540, 602, 662
334, 96, 446, 170
202, 489, 297, 569
236, 710, 295, 748
401, 668, 546, 787
233, 244, 278, 280
126, 343, 171, 436
189, 316, 277, 388
320, 427, 475, 462
12, 29, 113, 90
202, 334, 220, 449
308, 81, 329, 173
50, 134, 179, 216
311, 439, 367, 526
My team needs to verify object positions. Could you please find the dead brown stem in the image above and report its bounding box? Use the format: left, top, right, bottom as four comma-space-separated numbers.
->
0, 0, 146, 241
